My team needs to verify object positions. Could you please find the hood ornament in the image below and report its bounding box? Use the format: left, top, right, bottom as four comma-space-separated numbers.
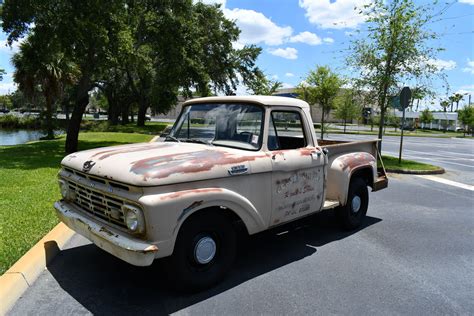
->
82, 160, 96, 173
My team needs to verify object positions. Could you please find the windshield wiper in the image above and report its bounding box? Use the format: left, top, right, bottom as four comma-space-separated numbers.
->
183, 138, 213, 145
164, 135, 180, 142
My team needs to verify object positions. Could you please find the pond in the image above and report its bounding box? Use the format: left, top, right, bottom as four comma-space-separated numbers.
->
0, 129, 46, 146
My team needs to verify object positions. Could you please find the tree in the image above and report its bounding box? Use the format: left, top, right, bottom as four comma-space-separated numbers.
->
12, 38, 79, 139
0, 69, 5, 81
247, 74, 283, 95
440, 100, 449, 112
458, 105, 474, 136
334, 90, 360, 133
297, 66, 344, 140
419, 109, 433, 129
347, 0, 442, 149
450, 93, 464, 112
2, 0, 263, 152
411, 86, 432, 112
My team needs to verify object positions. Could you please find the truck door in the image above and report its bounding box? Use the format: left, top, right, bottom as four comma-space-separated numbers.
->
268, 110, 326, 226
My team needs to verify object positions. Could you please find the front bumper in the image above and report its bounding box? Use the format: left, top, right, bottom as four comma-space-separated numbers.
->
54, 200, 158, 266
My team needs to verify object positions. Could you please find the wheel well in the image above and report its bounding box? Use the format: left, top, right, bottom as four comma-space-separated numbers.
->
180, 206, 249, 236
351, 167, 373, 188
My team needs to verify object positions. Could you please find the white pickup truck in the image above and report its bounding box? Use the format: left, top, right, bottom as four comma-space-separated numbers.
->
55, 96, 388, 290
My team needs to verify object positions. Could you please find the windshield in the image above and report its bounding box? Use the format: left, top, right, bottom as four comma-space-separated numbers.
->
168, 103, 264, 150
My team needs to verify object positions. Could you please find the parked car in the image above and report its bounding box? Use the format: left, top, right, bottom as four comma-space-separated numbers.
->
55, 96, 388, 291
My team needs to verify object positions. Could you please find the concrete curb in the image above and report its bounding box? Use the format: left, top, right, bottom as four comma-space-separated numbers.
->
386, 167, 445, 175
0, 223, 74, 315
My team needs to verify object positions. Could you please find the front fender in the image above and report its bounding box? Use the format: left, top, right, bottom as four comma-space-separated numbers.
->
139, 188, 266, 257
326, 152, 376, 205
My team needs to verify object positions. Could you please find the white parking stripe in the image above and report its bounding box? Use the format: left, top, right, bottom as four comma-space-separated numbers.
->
416, 175, 474, 191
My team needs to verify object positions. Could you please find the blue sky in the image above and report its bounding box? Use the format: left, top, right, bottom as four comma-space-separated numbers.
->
1, 0, 473, 109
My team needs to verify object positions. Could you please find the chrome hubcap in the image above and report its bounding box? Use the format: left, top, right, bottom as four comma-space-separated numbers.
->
351, 195, 361, 213
194, 236, 217, 264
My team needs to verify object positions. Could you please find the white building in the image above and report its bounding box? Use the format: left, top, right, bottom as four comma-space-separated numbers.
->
393, 109, 460, 131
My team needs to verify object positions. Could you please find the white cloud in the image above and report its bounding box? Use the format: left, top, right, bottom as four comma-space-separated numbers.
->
285, 72, 294, 77
224, 8, 292, 46
462, 59, 474, 74
323, 37, 334, 44
459, 0, 474, 5
270, 74, 279, 80
268, 47, 298, 60
0, 39, 22, 55
289, 31, 322, 45
0, 81, 17, 94
428, 58, 457, 71
299, 0, 371, 29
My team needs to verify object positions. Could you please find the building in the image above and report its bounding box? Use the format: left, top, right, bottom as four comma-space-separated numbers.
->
392, 109, 460, 131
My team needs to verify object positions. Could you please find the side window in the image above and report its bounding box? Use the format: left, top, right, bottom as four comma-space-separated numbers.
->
268, 111, 307, 150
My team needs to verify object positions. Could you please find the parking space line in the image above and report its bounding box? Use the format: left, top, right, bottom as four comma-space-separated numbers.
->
416, 175, 474, 191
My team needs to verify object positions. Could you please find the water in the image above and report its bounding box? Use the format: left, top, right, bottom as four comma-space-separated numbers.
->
0, 129, 46, 146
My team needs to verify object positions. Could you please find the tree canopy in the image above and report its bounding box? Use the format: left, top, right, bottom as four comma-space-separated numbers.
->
347, 0, 443, 148
2, 0, 263, 152
297, 65, 344, 140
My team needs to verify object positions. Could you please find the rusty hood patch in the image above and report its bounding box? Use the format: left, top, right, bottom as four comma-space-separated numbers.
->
61, 142, 268, 186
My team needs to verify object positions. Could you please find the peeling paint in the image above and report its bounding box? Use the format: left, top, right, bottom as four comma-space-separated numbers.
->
338, 152, 376, 172
160, 188, 223, 200
131, 150, 266, 180
91, 143, 176, 160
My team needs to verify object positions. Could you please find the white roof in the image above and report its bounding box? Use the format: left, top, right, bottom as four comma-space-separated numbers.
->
184, 95, 309, 109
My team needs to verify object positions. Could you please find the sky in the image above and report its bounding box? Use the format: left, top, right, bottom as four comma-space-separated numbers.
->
1, 0, 473, 110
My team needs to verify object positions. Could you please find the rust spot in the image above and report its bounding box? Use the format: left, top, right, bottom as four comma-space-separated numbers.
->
298, 147, 314, 156
339, 153, 375, 172
143, 245, 158, 253
131, 150, 266, 180
273, 219, 280, 224
161, 188, 223, 200
99, 226, 118, 237
91, 143, 176, 160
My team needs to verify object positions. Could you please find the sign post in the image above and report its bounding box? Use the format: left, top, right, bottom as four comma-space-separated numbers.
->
399, 87, 411, 164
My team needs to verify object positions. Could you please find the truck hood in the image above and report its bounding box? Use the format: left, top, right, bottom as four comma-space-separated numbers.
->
61, 142, 268, 186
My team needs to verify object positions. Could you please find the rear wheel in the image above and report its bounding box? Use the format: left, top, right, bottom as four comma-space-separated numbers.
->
336, 177, 369, 230
168, 211, 236, 292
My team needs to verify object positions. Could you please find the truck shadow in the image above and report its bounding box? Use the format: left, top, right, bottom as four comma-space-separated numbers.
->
47, 211, 381, 315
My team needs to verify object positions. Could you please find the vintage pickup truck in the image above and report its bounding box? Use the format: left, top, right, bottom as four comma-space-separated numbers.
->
55, 96, 388, 290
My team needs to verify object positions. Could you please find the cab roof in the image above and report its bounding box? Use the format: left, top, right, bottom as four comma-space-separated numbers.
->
183, 95, 309, 109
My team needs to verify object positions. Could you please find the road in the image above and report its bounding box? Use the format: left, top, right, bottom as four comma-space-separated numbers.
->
327, 133, 474, 185
7, 136, 474, 315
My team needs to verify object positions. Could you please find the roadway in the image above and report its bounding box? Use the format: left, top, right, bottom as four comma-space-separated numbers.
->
7, 135, 474, 315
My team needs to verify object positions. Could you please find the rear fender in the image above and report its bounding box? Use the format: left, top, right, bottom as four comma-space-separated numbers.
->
326, 152, 376, 205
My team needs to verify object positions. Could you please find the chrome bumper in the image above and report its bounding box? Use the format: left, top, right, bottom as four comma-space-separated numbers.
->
54, 200, 158, 266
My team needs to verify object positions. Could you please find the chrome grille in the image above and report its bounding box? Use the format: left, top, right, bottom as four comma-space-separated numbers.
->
67, 180, 127, 229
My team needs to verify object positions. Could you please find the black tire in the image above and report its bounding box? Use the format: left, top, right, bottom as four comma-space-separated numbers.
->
336, 177, 369, 230
168, 211, 236, 292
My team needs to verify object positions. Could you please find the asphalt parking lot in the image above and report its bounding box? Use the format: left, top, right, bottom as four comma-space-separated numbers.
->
8, 136, 474, 315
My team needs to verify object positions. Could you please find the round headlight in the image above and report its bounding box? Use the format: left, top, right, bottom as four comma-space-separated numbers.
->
123, 205, 145, 234
59, 180, 75, 201
125, 211, 139, 231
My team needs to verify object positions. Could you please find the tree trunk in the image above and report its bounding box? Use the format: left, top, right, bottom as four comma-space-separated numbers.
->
65, 77, 91, 154
137, 97, 147, 126
45, 93, 54, 139
121, 103, 130, 125
450, 102, 453, 112
320, 107, 325, 140
343, 118, 346, 133
416, 99, 420, 112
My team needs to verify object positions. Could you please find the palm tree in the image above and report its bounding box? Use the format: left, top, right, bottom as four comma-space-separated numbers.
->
12, 39, 78, 139
451, 93, 464, 112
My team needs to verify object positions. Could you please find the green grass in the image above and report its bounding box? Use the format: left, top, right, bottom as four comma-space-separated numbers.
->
0, 132, 153, 275
382, 155, 442, 172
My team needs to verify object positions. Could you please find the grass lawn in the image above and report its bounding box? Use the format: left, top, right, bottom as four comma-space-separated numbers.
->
382, 155, 442, 172
0, 132, 153, 275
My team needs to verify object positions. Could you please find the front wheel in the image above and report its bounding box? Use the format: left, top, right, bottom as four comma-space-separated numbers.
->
336, 177, 369, 230
168, 211, 236, 292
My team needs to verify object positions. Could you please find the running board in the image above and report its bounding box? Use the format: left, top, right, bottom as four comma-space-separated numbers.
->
323, 200, 340, 210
